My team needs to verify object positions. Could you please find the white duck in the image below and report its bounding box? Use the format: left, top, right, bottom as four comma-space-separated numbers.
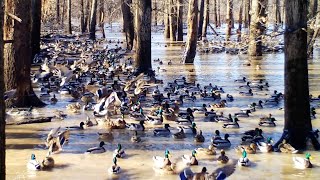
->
153, 150, 171, 169
238, 149, 250, 167
27, 154, 41, 171
292, 153, 313, 169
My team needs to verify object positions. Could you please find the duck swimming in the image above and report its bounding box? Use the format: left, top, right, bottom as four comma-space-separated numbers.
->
86, 141, 106, 154
108, 157, 121, 174
223, 118, 240, 129
173, 127, 186, 139
211, 130, 222, 142
194, 130, 205, 142
182, 150, 198, 166
41, 153, 55, 170
278, 139, 298, 154
238, 149, 250, 167
217, 150, 229, 164
235, 110, 251, 117
154, 124, 171, 136
126, 120, 145, 131
293, 153, 313, 169
256, 137, 273, 153
259, 114, 277, 127
27, 154, 41, 170
212, 134, 231, 148
179, 122, 197, 134
113, 144, 126, 158
195, 144, 216, 156
153, 149, 171, 169
239, 89, 253, 96
236, 143, 257, 154
66, 122, 85, 130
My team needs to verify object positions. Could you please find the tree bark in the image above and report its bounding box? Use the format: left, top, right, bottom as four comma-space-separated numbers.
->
213, 0, 218, 28
80, 0, 85, 33
121, 0, 134, 50
244, 0, 250, 28
61, 0, 65, 27
238, 0, 243, 42
307, 0, 318, 57
217, 0, 221, 27
84, 0, 91, 32
183, 0, 199, 64
177, 0, 183, 41
226, 0, 233, 41
31, 0, 42, 61
66, 0, 72, 34
99, 0, 105, 38
279, 0, 319, 150
248, 0, 267, 56
201, 0, 209, 40
0, 0, 5, 178
134, 0, 152, 74
154, 0, 157, 26
164, 0, 170, 38
4, 0, 45, 107
56, 0, 60, 23
169, 0, 177, 41
273, 0, 281, 31
198, 0, 205, 38
309, 0, 318, 19
89, 0, 98, 40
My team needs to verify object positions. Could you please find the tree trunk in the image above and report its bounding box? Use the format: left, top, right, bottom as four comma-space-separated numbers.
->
84, 0, 91, 32
31, 0, 42, 61
61, 0, 65, 27
244, 0, 250, 28
169, 0, 177, 41
99, 0, 105, 27
177, 0, 183, 41
248, 0, 267, 56
4, 0, 45, 107
154, 0, 157, 26
309, 0, 318, 18
273, 0, 281, 31
89, 0, 98, 40
238, 0, 243, 42
201, 0, 209, 40
56, 0, 60, 23
183, 0, 199, 64
276, 0, 320, 150
164, 0, 170, 38
80, 0, 85, 33
0, 0, 5, 178
307, 0, 318, 57
134, 0, 152, 74
217, 0, 221, 27
66, 0, 72, 34
226, 0, 233, 41
121, 0, 134, 50
213, 0, 218, 28
198, 0, 205, 38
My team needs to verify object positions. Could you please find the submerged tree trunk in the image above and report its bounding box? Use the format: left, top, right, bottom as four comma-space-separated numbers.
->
198, 0, 205, 38
56, 0, 60, 23
99, 0, 105, 38
31, 0, 42, 61
66, 0, 72, 34
226, 0, 233, 40
80, 0, 85, 33
84, 0, 91, 32
164, 0, 170, 38
154, 0, 157, 26
273, 0, 281, 31
134, 0, 152, 74
238, 0, 243, 41
248, 0, 267, 56
0, 0, 5, 178
169, 0, 177, 41
61, 0, 66, 26
201, 0, 209, 40
177, 0, 183, 41
183, 0, 199, 64
244, 0, 250, 28
89, 0, 98, 40
217, 0, 221, 27
275, 0, 320, 150
121, 0, 134, 50
4, 0, 45, 107
213, 0, 218, 28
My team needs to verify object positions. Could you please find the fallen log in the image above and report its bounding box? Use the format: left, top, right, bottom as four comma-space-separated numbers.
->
6, 117, 53, 125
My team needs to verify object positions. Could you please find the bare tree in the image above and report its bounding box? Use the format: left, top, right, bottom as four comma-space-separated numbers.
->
164, 0, 170, 38
80, 0, 85, 33
169, 0, 177, 41
237, 0, 243, 41
66, 0, 72, 34
201, 0, 209, 40
183, 0, 199, 64
177, 0, 183, 41
31, 0, 42, 60
273, 0, 281, 31
213, 0, 218, 27
274, 0, 320, 150
56, 0, 60, 23
217, 0, 221, 27
226, 0, 233, 40
153, 0, 157, 25
0, 0, 5, 178
198, 0, 205, 38
89, 0, 98, 40
134, 0, 152, 74
244, 0, 250, 28
248, 0, 267, 56
121, 0, 134, 50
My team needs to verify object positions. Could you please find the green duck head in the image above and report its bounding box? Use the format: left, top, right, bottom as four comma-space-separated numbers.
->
113, 157, 117, 165
192, 150, 197, 157
267, 137, 272, 144
31, 154, 36, 160
117, 144, 122, 151
165, 149, 170, 158
192, 122, 196, 129
306, 153, 312, 160
242, 149, 247, 158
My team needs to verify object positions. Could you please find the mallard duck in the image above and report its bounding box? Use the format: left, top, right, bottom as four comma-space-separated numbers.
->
131, 131, 141, 142
27, 154, 41, 170
98, 131, 114, 141
108, 157, 121, 174
176, 115, 193, 125
66, 102, 82, 113
235, 110, 251, 117
126, 120, 145, 131
235, 143, 257, 154
223, 118, 240, 128
41, 153, 55, 170
217, 150, 229, 164
278, 139, 298, 154
153, 124, 171, 136
259, 114, 276, 127
257, 137, 273, 153
179, 122, 197, 134
182, 150, 198, 166
66, 122, 85, 130
173, 127, 186, 139
50, 94, 58, 104
153, 150, 171, 169
86, 141, 106, 154
235, 77, 246, 83
113, 144, 126, 158
239, 89, 253, 96
226, 94, 234, 101
241, 128, 264, 143
238, 149, 250, 167
185, 167, 208, 180
194, 130, 205, 142
212, 134, 231, 149
215, 113, 232, 123
195, 144, 216, 155
293, 153, 313, 169
211, 130, 222, 142
146, 115, 163, 125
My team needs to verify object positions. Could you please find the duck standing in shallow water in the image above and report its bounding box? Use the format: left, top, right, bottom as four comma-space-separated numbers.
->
278, 139, 298, 153
238, 149, 250, 167
182, 150, 198, 166
194, 130, 205, 142
293, 153, 313, 169
113, 144, 126, 158
108, 157, 121, 174
86, 141, 106, 154
27, 154, 41, 170
154, 124, 171, 136
153, 149, 172, 169
217, 150, 229, 164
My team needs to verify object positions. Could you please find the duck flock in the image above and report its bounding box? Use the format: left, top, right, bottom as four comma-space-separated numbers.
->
7, 34, 320, 179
